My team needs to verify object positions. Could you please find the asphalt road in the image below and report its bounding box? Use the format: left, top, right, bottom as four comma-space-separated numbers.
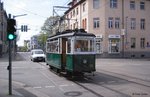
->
0, 52, 150, 97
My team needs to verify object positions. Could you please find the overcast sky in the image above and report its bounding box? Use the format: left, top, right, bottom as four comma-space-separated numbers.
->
2, 0, 70, 46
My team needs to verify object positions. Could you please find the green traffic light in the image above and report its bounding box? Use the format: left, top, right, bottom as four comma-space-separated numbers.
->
8, 34, 15, 40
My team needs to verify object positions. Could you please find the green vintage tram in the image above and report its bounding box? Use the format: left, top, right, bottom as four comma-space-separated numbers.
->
46, 29, 96, 76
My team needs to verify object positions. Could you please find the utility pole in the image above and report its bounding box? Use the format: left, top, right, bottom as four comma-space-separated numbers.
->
52, 6, 69, 32
121, 0, 125, 58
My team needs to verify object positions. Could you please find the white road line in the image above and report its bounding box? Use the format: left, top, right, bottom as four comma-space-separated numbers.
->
107, 81, 116, 84
45, 85, 55, 88
33, 86, 42, 89
59, 84, 69, 87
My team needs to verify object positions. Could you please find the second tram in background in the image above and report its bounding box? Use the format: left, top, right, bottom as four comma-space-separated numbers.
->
46, 29, 96, 76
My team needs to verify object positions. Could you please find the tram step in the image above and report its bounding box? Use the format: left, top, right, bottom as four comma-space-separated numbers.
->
60, 71, 67, 75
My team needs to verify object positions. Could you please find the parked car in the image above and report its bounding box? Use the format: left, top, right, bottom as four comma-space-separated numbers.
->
31, 49, 45, 62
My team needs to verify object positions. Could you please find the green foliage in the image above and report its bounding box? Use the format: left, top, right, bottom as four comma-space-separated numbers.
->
18, 46, 28, 52
37, 32, 48, 44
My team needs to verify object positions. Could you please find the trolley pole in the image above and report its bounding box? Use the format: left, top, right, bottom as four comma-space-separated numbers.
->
8, 14, 12, 95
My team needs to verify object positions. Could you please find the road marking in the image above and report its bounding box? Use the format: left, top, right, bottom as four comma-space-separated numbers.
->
45, 85, 55, 88
107, 81, 116, 84
59, 84, 69, 87
33, 86, 42, 89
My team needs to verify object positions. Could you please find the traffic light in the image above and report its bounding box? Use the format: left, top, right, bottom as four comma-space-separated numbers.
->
21, 25, 28, 32
7, 19, 16, 40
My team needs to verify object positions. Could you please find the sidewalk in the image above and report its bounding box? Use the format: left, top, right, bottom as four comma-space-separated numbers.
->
0, 52, 24, 62
0, 79, 37, 97
0, 53, 50, 97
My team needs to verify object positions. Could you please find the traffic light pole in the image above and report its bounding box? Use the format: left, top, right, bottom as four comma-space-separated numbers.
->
8, 40, 12, 95
8, 14, 12, 95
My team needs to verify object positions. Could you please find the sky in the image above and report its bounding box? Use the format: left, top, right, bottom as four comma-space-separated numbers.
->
1, 0, 70, 46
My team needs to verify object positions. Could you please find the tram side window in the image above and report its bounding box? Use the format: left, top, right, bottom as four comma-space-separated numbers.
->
67, 39, 71, 53
75, 39, 94, 52
47, 40, 59, 53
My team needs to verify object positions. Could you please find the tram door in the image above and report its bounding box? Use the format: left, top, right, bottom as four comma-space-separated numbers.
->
61, 38, 67, 70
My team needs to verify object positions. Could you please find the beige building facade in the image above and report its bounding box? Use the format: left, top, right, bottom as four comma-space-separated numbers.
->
64, 0, 150, 58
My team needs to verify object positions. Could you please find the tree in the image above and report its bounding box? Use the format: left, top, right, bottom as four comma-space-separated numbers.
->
37, 32, 48, 51
41, 16, 60, 36
38, 16, 60, 51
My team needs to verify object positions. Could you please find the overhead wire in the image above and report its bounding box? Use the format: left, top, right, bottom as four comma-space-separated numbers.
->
3, 1, 48, 19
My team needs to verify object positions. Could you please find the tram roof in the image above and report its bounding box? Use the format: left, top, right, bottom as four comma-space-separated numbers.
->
47, 29, 95, 40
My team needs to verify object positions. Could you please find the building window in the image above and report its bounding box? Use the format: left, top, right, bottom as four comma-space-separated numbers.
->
140, 2, 145, 10
73, 9, 75, 17
115, 18, 120, 29
140, 38, 145, 48
108, 17, 113, 28
110, 0, 117, 8
76, 7, 78, 15
108, 39, 120, 53
73, 23, 76, 29
83, 3, 86, 12
131, 38, 136, 48
93, 18, 100, 28
70, 12, 72, 18
141, 19, 145, 30
131, 18, 136, 30
93, 0, 100, 9
130, 1, 135, 10
96, 38, 103, 54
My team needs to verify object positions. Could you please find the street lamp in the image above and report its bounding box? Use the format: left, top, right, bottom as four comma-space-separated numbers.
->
12, 14, 27, 55
13, 14, 27, 18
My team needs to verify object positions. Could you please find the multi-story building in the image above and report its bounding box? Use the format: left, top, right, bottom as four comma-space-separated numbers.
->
30, 35, 39, 50
0, 2, 8, 57
64, 0, 150, 58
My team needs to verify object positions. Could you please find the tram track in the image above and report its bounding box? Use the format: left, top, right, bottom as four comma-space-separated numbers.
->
37, 62, 150, 97
69, 69, 150, 97
97, 69, 150, 88
38, 62, 131, 97
71, 76, 131, 97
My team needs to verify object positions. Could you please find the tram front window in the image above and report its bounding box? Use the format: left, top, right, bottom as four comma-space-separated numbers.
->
75, 39, 94, 52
